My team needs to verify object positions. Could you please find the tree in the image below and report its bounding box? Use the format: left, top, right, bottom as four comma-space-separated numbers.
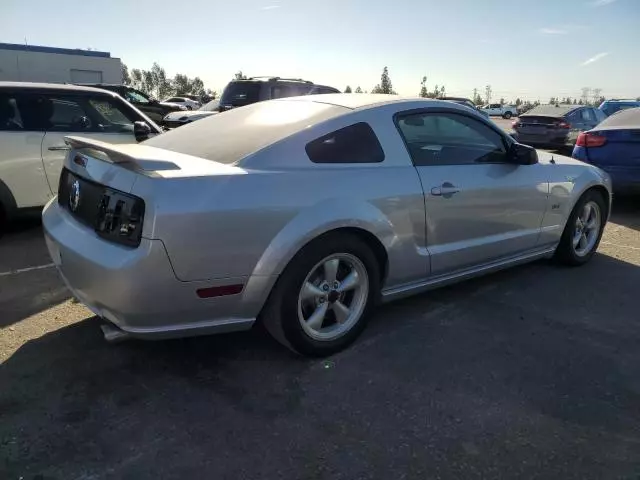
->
499, 97, 505, 105
515, 98, 522, 106
419, 76, 428, 98
485, 85, 492, 104
578, 98, 584, 105
372, 66, 396, 94
235, 71, 247, 80
355, 86, 363, 93
573, 98, 577, 104
345, 85, 352, 93
427, 84, 445, 99
581, 87, 591, 105
122, 63, 131, 85
549, 97, 556, 104
472, 88, 483, 105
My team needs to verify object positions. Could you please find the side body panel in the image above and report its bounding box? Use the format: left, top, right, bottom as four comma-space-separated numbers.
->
416, 162, 549, 274
0, 131, 51, 208
134, 106, 430, 289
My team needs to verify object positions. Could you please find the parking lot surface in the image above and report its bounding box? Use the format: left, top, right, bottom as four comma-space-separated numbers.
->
1, 201, 640, 479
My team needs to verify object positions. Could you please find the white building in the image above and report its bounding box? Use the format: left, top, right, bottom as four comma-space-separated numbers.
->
0, 43, 122, 84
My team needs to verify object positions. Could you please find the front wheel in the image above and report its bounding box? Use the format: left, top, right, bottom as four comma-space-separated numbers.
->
262, 234, 380, 356
554, 190, 607, 266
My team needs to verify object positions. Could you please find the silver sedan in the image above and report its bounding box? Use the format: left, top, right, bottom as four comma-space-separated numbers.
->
42, 94, 612, 356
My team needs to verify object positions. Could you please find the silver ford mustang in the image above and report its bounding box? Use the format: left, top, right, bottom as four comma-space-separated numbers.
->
42, 94, 612, 356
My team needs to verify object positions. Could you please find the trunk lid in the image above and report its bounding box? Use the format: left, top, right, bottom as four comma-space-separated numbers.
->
60, 136, 245, 242
584, 128, 640, 167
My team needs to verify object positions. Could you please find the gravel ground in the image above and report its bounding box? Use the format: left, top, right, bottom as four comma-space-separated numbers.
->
1, 201, 639, 480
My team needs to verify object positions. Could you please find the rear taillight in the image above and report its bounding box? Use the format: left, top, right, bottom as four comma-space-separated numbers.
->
556, 121, 571, 129
576, 132, 607, 148
512, 119, 520, 129
96, 191, 145, 247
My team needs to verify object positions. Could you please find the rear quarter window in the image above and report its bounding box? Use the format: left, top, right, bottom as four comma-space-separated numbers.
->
305, 122, 384, 164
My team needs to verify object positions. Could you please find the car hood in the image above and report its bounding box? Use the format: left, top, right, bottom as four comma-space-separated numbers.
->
163, 110, 219, 121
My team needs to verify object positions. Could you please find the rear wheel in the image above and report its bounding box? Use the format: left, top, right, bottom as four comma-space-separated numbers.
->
0, 204, 6, 238
554, 190, 606, 266
503, 112, 512, 119
262, 233, 380, 356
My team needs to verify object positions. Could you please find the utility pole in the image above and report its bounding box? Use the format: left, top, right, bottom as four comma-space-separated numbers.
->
581, 87, 591, 105
592, 88, 602, 106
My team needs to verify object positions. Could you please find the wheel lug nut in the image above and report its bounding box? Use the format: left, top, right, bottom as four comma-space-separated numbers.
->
333, 281, 339, 289
319, 297, 325, 303
322, 285, 329, 291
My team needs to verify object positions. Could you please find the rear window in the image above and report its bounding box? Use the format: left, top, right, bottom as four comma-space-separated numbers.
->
220, 81, 262, 107
596, 107, 640, 129
143, 99, 347, 164
305, 122, 384, 164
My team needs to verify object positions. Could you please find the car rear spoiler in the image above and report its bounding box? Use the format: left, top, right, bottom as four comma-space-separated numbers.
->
64, 136, 180, 171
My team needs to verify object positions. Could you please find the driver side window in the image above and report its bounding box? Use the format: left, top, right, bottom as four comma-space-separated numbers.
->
397, 111, 508, 166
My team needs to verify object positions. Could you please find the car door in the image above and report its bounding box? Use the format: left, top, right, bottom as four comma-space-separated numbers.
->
396, 109, 548, 275
40, 92, 149, 195
0, 92, 51, 208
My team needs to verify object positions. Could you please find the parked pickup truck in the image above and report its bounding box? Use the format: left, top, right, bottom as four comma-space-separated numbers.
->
479, 103, 518, 119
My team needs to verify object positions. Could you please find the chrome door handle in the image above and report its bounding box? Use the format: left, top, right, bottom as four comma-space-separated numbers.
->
48, 145, 71, 151
431, 183, 460, 197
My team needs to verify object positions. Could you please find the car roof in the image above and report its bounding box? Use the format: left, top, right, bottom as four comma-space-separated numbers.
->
284, 93, 436, 110
521, 104, 578, 117
0, 81, 114, 94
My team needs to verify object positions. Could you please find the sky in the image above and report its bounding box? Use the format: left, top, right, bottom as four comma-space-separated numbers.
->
2, 0, 639, 101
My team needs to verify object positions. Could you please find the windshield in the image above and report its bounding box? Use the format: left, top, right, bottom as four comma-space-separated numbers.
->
124, 89, 151, 104
200, 100, 220, 111
219, 81, 261, 107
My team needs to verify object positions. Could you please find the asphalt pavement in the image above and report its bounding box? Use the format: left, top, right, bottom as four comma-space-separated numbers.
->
1, 200, 640, 479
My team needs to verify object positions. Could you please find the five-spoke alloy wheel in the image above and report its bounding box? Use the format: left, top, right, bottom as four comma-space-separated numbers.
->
555, 189, 607, 265
262, 233, 380, 356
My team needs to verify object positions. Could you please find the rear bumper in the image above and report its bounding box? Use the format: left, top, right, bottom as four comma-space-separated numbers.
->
515, 132, 571, 148
42, 200, 276, 339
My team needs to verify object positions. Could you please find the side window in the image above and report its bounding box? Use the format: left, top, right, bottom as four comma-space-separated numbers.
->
50, 98, 93, 131
594, 109, 607, 123
271, 85, 298, 99
580, 109, 595, 122
567, 110, 581, 123
397, 111, 508, 166
490, 103, 500, 109
0, 94, 24, 131
20, 94, 138, 133
305, 122, 385, 164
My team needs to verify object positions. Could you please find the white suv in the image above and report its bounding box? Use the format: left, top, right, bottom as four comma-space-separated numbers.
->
0, 82, 162, 232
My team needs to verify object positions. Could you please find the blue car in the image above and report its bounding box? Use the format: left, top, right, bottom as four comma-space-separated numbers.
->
598, 99, 640, 117
572, 107, 640, 194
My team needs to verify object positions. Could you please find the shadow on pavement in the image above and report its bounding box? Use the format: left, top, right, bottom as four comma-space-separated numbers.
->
2, 252, 640, 479
0, 268, 70, 329
611, 195, 639, 231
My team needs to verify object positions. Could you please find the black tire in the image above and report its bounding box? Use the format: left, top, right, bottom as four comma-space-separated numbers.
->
554, 189, 607, 266
261, 233, 381, 357
503, 112, 512, 119
0, 204, 6, 238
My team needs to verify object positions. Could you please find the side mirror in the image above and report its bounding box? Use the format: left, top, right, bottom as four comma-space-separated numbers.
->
133, 121, 151, 142
509, 142, 538, 165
